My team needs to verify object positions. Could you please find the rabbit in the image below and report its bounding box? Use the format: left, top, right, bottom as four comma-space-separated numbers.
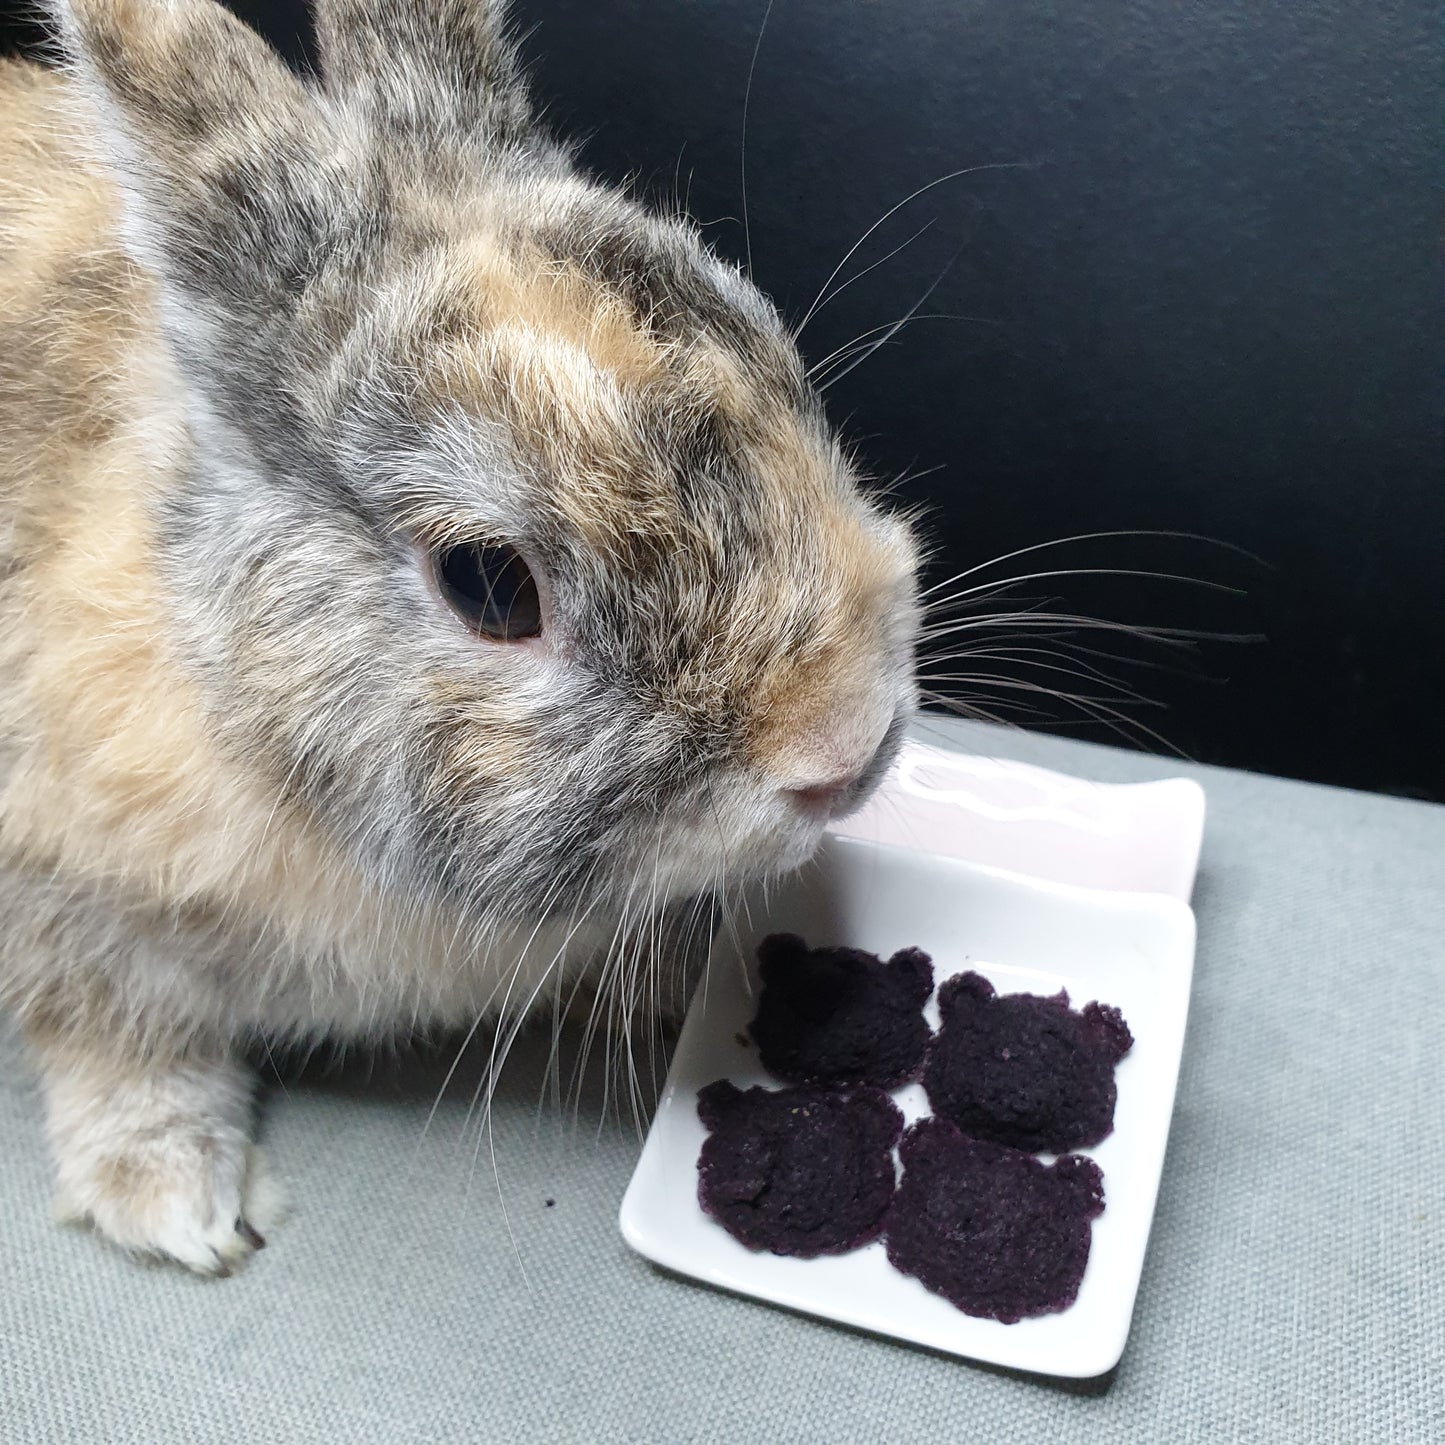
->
0, 0, 920, 1275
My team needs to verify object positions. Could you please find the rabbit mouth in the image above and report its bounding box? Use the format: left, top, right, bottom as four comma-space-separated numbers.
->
825, 710, 911, 822
607, 700, 912, 904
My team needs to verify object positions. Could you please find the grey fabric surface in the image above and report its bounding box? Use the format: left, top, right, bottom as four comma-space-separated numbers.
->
2, 718, 1441, 1444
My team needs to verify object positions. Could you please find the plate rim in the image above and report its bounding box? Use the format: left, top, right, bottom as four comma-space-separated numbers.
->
831, 743, 1208, 903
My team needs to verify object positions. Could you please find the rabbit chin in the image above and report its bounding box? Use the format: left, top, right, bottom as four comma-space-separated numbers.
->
614, 706, 912, 904
615, 795, 834, 907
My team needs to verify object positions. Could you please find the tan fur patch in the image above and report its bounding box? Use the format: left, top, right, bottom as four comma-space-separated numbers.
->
418, 238, 685, 549
455, 240, 667, 387
0, 60, 468, 1046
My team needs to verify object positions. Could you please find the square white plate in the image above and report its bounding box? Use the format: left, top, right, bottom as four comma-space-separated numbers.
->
619, 833, 1197, 1379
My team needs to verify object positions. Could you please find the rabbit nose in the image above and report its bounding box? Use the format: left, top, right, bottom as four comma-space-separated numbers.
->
756, 673, 897, 818
783, 769, 863, 816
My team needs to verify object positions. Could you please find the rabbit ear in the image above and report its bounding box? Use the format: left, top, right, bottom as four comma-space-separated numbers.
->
313, 0, 533, 150
53, 0, 353, 311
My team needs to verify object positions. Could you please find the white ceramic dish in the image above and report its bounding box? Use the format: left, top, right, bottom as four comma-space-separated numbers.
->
831, 740, 1205, 902
619, 833, 1198, 1379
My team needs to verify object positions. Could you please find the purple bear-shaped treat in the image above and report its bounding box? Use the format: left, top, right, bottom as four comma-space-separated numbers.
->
696, 1081, 903, 1258
748, 933, 934, 1089
885, 1118, 1106, 1323
923, 970, 1133, 1154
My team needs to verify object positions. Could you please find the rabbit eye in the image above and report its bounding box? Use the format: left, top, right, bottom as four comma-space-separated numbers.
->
433, 542, 542, 641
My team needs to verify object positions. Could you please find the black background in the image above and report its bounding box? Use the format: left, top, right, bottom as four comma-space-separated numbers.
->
4, 0, 1439, 800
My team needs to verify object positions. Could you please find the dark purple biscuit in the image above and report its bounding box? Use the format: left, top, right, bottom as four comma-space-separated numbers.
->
885, 1118, 1105, 1323
923, 971, 1133, 1153
748, 933, 934, 1089
696, 1081, 903, 1257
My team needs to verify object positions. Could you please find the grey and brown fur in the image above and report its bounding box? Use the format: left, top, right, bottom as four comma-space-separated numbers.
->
0, 0, 919, 1273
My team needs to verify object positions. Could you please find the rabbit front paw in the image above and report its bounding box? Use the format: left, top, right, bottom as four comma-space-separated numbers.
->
39, 1047, 283, 1275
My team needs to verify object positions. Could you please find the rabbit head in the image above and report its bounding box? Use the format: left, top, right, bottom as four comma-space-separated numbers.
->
52, 0, 921, 930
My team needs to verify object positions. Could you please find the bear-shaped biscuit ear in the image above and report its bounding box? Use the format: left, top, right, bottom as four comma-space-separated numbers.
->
695, 1080, 745, 1131
313, 0, 534, 149
755, 933, 807, 983
935, 968, 996, 1016
884, 946, 934, 1004
1050, 1152, 1107, 1216
1082, 1001, 1134, 1064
